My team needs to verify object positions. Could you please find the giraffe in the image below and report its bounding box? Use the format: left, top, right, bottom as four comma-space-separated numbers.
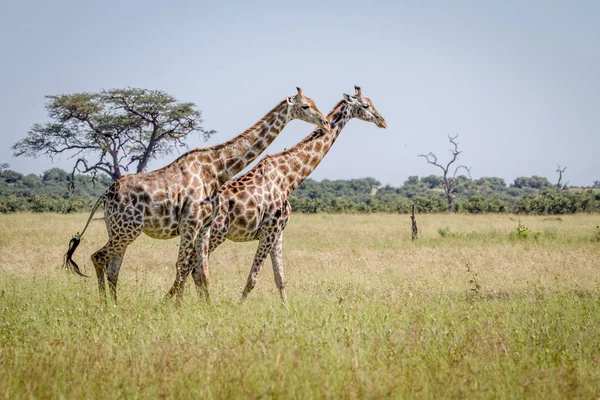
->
63, 88, 329, 305
181, 86, 386, 303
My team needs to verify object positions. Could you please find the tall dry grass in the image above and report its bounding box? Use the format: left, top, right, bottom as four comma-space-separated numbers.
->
1, 213, 599, 398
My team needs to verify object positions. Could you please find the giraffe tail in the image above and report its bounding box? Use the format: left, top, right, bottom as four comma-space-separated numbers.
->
63, 190, 107, 278
64, 235, 88, 277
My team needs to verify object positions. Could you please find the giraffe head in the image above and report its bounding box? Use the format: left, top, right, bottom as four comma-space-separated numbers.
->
287, 87, 330, 132
342, 86, 387, 128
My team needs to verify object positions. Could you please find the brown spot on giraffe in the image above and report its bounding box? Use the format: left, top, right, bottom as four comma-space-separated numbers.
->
308, 155, 322, 169
238, 191, 249, 202
296, 151, 309, 164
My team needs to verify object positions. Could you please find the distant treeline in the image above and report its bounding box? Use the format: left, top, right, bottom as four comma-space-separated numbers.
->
291, 176, 600, 214
0, 168, 110, 213
1, 167, 599, 214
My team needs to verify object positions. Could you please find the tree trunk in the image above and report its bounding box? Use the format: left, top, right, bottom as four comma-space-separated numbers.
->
136, 125, 159, 173
447, 193, 454, 212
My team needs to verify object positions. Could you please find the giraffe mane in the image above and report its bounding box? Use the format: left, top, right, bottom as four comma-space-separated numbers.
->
326, 100, 347, 119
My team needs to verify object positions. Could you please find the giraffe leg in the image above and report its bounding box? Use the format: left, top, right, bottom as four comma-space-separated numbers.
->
193, 228, 212, 303
92, 251, 107, 306
241, 231, 279, 301
269, 232, 287, 304
165, 225, 200, 306
92, 238, 136, 305
91, 245, 116, 305
106, 250, 127, 304
91, 213, 141, 306
191, 230, 226, 301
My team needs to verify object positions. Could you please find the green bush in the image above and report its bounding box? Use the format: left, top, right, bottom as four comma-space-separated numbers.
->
438, 227, 463, 238
463, 195, 508, 213
509, 222, 541, 241
0, 196, 28, 213
413, 196, 447, 213
515, 191, 596, 215
0, 194, 95, 214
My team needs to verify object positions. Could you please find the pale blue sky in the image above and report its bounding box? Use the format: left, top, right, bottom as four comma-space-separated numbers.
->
1, 0, 598, 186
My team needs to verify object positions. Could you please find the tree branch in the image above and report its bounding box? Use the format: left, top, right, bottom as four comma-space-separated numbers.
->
418, 152, 441, 168
419, 134, 472, 211
69, 158, 114, 191
453, 165, 472, 179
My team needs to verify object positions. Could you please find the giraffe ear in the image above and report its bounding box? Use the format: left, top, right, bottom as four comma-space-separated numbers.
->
343, 93, 355, 103
287, 96, 295, 105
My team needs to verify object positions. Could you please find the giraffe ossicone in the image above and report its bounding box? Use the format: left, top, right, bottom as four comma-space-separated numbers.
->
63, 88, 329, 305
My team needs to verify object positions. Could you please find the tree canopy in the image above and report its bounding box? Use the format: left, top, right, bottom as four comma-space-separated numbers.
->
12, 88, 216, 182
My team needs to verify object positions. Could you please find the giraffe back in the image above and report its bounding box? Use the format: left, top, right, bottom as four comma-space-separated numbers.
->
106, 151, 221, 240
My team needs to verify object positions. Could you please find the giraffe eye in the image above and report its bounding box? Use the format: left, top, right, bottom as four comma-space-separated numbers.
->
301, 104, 310, 110
362, 104, 369, 109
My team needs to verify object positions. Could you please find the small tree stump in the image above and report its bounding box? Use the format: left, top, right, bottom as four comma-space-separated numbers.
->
411, 202, 418, 241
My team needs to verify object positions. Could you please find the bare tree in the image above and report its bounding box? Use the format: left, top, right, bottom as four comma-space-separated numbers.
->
556, 165, 569, 190
419, 134, 472, 211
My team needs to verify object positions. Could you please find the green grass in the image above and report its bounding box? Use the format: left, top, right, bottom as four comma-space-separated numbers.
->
1, 213, 600, 398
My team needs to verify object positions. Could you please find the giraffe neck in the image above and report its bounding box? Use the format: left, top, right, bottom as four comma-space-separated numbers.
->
213, 100, 292, 183
276, 101, 352, 196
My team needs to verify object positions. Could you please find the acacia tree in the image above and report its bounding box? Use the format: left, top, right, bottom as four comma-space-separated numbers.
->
418, 134, 472, 211
12, 88, 216, 183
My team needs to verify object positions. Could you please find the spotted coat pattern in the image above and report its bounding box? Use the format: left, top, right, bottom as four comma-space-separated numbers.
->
67, 89, 329, 305
184, 87, 386, 303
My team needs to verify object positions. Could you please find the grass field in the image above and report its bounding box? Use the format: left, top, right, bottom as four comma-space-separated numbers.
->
1, 212, 599, 399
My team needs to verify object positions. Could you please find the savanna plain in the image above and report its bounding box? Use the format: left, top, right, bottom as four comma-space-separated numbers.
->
1, 212, 599, 399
